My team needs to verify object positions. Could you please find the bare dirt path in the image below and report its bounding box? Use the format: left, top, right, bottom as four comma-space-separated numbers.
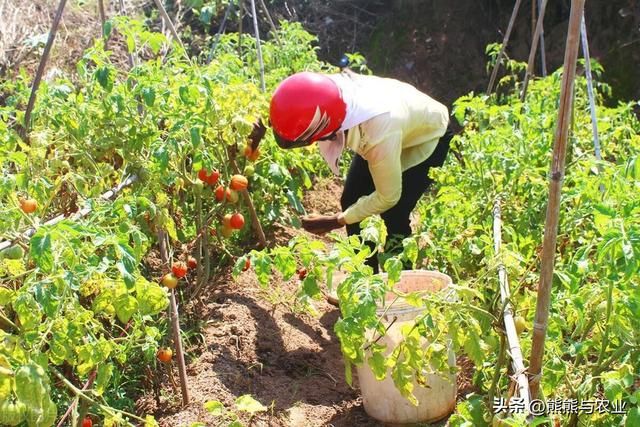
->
139, 179, 476, 426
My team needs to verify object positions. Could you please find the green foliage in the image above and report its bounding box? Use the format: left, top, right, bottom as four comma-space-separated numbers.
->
419, 62, 640, 425
0, 16, 335, 425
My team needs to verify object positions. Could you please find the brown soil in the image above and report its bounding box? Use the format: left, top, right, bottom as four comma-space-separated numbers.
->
137, 179, 479, 427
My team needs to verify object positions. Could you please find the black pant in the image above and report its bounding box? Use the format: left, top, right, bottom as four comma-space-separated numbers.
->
340, 126, 453, 272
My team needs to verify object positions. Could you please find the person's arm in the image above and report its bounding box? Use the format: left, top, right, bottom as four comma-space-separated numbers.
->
342, 131, 403, 225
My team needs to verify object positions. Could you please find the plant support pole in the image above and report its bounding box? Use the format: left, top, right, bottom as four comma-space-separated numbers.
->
118, 0, 136, 69
22, 0, 68, 139
528, 0, 585, 400
207, 0, 234, 63
249, 0, 266, 92
537, 0, 547, 76
521, 0, 549, 101
493, 199, 531, 407
158, 230, 190, 405
487, 0, 523, 95
580, 13, 604, 194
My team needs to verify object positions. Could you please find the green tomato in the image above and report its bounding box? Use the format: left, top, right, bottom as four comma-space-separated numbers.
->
244, 165, 255, 177
514, 316, 527, 335
0, 245, 24, 260
0, 400, 26, 426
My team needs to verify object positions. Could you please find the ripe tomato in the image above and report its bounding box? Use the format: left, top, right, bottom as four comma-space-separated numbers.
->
215, 185, 226, 201
198, 169, 220, 186
297, 268, 308, 280
230, 174, 248, 191
82, 417, 93, 427
243, 145, 253, 158
19, 198, 37, 214
247, 148, 260, 162
162, 273, 178, 289
515, 316, 527, 335
187, 256, 197, 269
157, 348, 173, 363
230, 213, 245, 229
243, 258, 251, 271
172, 262, 188, 278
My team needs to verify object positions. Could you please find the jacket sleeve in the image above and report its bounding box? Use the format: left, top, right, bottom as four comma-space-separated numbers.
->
342, 130, 403, 225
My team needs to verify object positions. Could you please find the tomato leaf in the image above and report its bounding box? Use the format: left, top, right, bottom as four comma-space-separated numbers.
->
30, 229, 53, 273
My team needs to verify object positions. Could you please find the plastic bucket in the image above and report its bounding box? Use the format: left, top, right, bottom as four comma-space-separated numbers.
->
356, 270, 457, 425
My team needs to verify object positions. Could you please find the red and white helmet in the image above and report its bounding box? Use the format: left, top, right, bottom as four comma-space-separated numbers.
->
270, 72, 346, 148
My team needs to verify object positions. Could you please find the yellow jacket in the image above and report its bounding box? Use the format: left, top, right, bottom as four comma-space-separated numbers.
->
328, 73, 449, 225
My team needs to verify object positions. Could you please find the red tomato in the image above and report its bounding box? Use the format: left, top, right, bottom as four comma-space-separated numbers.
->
187, 256, 197, 269
243, 258, 251, 271
82, 418, 93, 427
215, 185, 225, 201
172, 262, 188, 278
230, 213, 245, 229
297, 268, 308, 280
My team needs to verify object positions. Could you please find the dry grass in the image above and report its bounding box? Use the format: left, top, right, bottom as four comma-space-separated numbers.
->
0, 0, 149, 77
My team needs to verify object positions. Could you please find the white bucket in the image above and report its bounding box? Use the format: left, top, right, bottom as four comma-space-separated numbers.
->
356, 270, 457, 425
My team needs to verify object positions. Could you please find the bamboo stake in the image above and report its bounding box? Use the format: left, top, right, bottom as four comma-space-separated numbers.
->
580, 13, 605, 195
207, 0, 234, 64
97, 0, 107, 35
158, 230, 190, 405
528, 0, 585, 400
0, 175, 137, 252
151, 0, 189, 57
258, 0, 280, 44
238, 0, 244, 56
537, 0, 548, 76
493, 199, 531, 407
487, 0, 523, 95
118, 0, 136, 69
249, 0, 266, 92
22, 0, 68, 140
520, 0, 549, 102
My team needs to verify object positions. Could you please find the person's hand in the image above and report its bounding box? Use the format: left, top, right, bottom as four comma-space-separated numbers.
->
248, 119, 267, 151
301, 213, 346, 235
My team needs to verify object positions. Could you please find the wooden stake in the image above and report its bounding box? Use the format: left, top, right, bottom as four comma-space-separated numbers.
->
493, 199, 531, 407
118, 0, 136, 69
258, 0, 280, 44
528, 0, 585, 400
152, 0, 189, 58
249, 0, 266, 92
22, 0, 68, 140
537, 0, 548, 76
207, 0, 234, 64
520, 0, 549, 101
158, 230, 190, 405
487, 0, 523, 95
238, 0, 244, 56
